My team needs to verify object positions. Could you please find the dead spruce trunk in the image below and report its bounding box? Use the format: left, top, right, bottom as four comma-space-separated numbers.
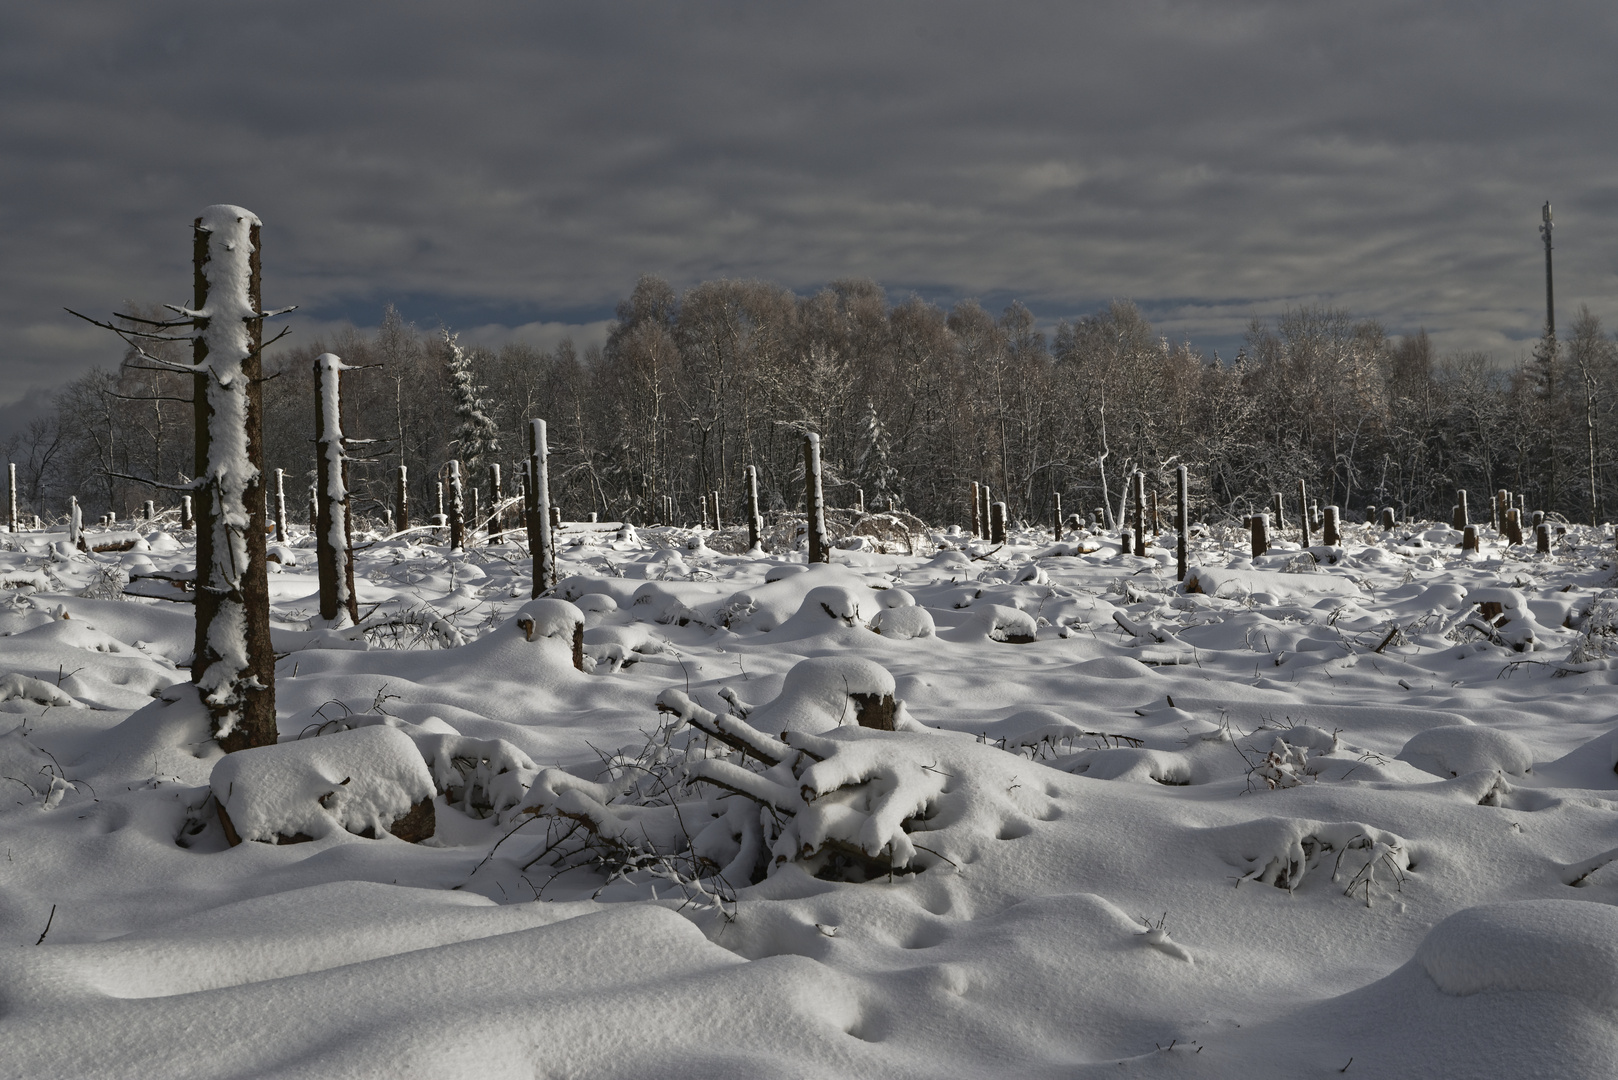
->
805, 432, 829, 563
1250, 512, 1270, 557
1132, 471, 1147, 556
1298, 479, 1311, 547
990, 500, 1007, 544
447, 460, 465, 551
313, 352, 359, 626
487, 463, 503, 543
272, 468, 287, 543
1177, 465, 1189, 582
746, 464, 763, 552
395, 464, 410, 532
1051, 491, 1062, 541
1323, 505, 1340, 546
190, 206, 276, 752
529, 418, 555, 596
969, 481, 981, 537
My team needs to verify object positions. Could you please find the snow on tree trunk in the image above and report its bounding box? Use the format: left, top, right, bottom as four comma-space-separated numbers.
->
1132, 471, 1146, 556
273, 468, 287, 543
6, 462, 15, 533
529, 419, 555, 596
804, 432, 829, 564
488, 463, 503, 543
68, 496, 80, 545
990, 500, 1007, 544
1051, 491, 1062, 541
190, 205, 276, 752
1177, 465, 1189, 582
313, 351, 358, 627
395, 464, 410, 532
1323, 505, 1341, 546
448, 460, 466, 552
746, 464, 763, 552
182, 495, 193, 530
969, 481, 980, 537
1298, 479, 1311, 547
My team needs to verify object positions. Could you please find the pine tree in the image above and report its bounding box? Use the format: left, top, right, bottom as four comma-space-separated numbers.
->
855, 402, 900, 512
444, 329, 500, 475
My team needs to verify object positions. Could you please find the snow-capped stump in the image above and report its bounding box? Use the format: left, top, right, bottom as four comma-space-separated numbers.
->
1396, 725, 1534, 778
745, 656, 902, 734
869, 605, 935, 638
514, 598, 586, 671
1417, 900, 1618, 1004
977, 604, 1037, 643
209, 726, 436, 846
628, 582, 703, 626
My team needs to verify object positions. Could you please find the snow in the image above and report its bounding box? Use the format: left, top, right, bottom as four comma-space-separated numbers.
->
314, 351, 353, 619
6, 512, 1618, 1074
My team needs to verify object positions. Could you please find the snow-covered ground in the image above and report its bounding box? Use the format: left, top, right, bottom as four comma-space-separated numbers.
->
4, 515, 1618, 1078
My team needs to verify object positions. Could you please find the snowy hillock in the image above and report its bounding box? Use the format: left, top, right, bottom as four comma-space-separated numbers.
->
7, 514, 1618, 1074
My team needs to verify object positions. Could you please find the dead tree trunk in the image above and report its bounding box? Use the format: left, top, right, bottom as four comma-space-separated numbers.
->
805, 433, 829, 563
1505, 508, 1523, 546
1272, 492, 1285, 532
273, 468, 287, 543
1177, 465, 1189, 582
990, 501, 1007, 544
1323, 505, 1340, 546
979, 484, 991, 541
529, 419, 555, 596
68, 497, 81, 546
395, 465, 410, 532
190, 206, 276, 752
1298, 480, 1311, 547
1132, 472, 1146, 556
435, 482, 445, 525
969, 481, 981, 537
313, 352, 359, 626
1536, 522, 1551, 554
1455, 490, 1469, 530
1380, 507, 1395, 530
1462, 524, 1479, 552
182, 495, 193, 530
488, 464, 503, 543
1250, 513, 1270, 558
6, 462, 15, 533
746, 464, 763, 552
447, 460, 466, 551
1052, 491, 1062, 541
710, 490, 721, 531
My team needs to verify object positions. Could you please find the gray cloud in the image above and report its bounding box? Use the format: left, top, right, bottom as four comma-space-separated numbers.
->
3, 0, 1616, 403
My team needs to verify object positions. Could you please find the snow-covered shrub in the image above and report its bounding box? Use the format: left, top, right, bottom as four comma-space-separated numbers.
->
1210, 817, 1411, 904
869, 605, 935, 638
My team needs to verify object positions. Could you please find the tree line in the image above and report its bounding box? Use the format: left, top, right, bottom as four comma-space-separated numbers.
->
9, 274, 1618, 533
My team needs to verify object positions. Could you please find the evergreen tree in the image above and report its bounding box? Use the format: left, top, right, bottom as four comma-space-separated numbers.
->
855, 401, 900, 511
444, 328, 500, 475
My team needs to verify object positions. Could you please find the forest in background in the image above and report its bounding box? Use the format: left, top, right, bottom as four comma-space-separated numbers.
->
7, 274, 1617, 533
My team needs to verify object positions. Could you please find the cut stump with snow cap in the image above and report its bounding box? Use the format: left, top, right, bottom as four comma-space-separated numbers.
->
514, 597, 586, 671
747, 656, 901, 735
210, 726, 436, 846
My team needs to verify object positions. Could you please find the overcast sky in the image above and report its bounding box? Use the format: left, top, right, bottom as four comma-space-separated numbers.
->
4, 1, 1616, 431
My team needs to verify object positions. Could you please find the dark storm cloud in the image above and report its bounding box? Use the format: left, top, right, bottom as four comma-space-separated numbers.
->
3, 0, 1617, 406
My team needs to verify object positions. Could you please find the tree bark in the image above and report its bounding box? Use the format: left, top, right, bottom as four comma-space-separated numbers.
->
190, 207, 275, 752
1177, 465, 1189, 582
746, 464, 763, 552
313, 352, 359, 626
529, 419, 555, 595
488, 463, 503, 543
805, 432, 829, 563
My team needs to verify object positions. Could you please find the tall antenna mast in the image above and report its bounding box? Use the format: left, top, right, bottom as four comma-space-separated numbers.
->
1540, 201, 1555, 340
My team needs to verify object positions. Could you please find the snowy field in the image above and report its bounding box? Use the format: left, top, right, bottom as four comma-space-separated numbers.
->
4, 515, 1618, 1078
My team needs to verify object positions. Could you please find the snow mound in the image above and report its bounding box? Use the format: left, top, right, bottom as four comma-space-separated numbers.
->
1397, 725, 1533, 777
1061, 746, 1192, 785
1417, 900, 1618, 1003
869, 604, 935, 638
210, 726, 435, 844
974, 604, 1037, 643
